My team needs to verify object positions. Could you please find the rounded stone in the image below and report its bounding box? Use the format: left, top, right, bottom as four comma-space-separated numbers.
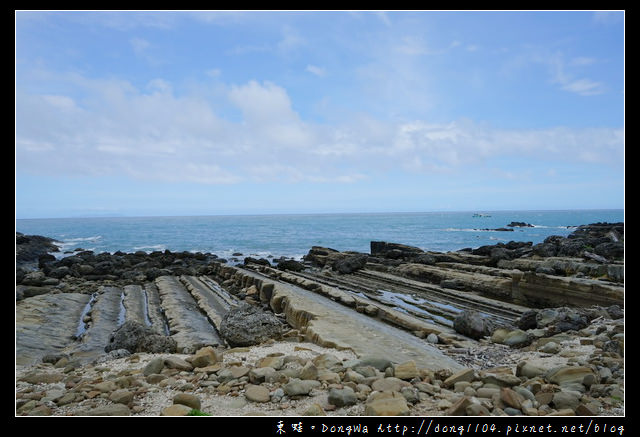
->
328, 387, 357, 407
365, 394, 409, 416
161, 404, 193, 416
245, 385, 270, 403
143, 357, 165, 376
109, 389, 134, 405
173, 393, 201, 410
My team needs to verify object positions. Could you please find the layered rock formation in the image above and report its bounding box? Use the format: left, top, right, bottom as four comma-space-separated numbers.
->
15, 223, 624, 416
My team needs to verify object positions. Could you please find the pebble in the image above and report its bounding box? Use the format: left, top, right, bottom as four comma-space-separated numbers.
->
317, 369, 341, 384
443, 368, 475, 388
303, 403, 326, 416
502, 330, 530, 347
257, 356, 284, 370
394, 361, 418, 380
371, 377, 410, 393
299, 361, 319, 380
164, 356, 194, 372
365, 392, 409, 416
546, 366, 595, 386
445, 396, 472, 416
173, 393, 201, 410
20, 372, 64, 384
79, 404, 131, 416
516, 361, 547, 378
355, 356, 393, 372
245, 384, 270, 403
552, 391, 581, 410
109, 389, 134, 405
27, 405, 53, 416
466, 403, 491, 415
476, 387, 500, 399
161, 404, 192, 416
93, 381, 118, 393
143, 357, 165, 376
540, 341, 561, 354
328, 387, 357, 407
283, 379, 320, 396
500, 387, 524, 410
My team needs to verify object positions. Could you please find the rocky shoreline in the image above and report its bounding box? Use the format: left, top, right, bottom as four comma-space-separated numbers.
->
15, 223, 624, 416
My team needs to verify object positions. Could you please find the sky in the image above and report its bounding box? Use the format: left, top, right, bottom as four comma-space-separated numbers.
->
15, 11, 624, 218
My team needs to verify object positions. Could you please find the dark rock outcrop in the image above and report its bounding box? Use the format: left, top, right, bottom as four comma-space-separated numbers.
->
475, 228, 514, 232
219, 303, 283, 347
507, 222, 534, 227
276, 259, 305, 272
16, 233, 60, 266
244, 257, 271, 267
105, 321, 177, 354
532, 223, 624, 261
303, 246, 341, 267
332, 253, 368, 274
17, 245, 221, 287
370, 241, 424, 259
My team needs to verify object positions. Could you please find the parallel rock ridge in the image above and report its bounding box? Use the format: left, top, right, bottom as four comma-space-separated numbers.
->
15, 223, 623, 416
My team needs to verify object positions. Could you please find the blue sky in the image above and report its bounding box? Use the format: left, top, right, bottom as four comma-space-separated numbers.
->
16, 11, 624, 218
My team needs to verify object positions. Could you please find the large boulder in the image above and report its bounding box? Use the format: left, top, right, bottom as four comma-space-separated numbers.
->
244, 257, 271, 267
453, 310, 499, 340
303, 246, 341, 268
277, 259, 306, 272
219, 303, 283, 347
535, 307, 588, 332
104, 321, 177, 354
332, 253, 368, 274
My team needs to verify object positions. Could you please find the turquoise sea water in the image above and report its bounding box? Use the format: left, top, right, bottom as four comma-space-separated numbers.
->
16, 210, 624, 261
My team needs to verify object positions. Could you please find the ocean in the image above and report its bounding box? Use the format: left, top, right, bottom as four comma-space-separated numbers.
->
16, 210, 624, 262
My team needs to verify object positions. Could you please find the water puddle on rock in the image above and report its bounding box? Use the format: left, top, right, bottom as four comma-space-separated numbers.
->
75, 292, 97, 339
376, 289, 457, 327
118, 291, 126, 326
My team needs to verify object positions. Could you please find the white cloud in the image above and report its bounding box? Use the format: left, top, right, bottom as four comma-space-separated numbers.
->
306, 64, 326, 77
593, 11, 623, 25
41, 94, 77, 109
206, 68, 222, 78
130, 37, 150, 55
560, 78, 605, 96
129, 36, 165, 66
277, 25, 305, 54
16, 74, 623, 187
548, 53, 605, 96
147, 78, 172, 94
569, 57, 597, 67
228, 80, 299, 126
395, 36, 431, 56
508, 50, 607, 97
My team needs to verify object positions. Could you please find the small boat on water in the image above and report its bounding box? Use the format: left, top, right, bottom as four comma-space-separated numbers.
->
472, 213, 491, 217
